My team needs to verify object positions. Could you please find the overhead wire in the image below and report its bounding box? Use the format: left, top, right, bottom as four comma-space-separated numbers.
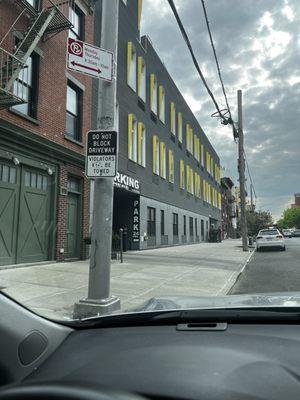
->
200, 0, 233, 124
166, 0, 227, 123
244, 150, 257, 199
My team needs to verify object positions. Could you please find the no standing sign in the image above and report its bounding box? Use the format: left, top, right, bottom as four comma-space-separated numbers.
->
86, 130, 117, 178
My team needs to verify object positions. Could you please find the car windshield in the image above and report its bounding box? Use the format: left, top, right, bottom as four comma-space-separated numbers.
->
259, 230, 278, 236
0, 0, 299, 323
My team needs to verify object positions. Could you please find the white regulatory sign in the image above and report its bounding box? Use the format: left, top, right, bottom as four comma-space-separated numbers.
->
86, 130, 117, 178
67, 38, 113, 81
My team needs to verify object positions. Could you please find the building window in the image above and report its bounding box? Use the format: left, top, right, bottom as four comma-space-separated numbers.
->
190, 168, 194, 194
69, 5, 84, 40
195, 219, 198, 237
177, 112, 183, 142
186, 166, 194, 194
13, 54, 38, 118
24, 171, 48, 191
0, 163, 17, 184
150, 73, 158, 114
128, 114, 137, 162
194, 172, 200, 198
194, 136, 200, 161
173, 213, 178, 236
161, 210, 165, 236
137, 56, 146, 102
201, 144, 204, 167
189, 217, 194, 237
68, 176, 81, 192
183, 215, 186, 236
147, 207, 156, 237
201, 219, 204, 239
179, 159, 185, 189
168, 150, 174, 183
137, 122, 146, 167
25, 0, 39, 8
152, 135, 159, 175
170, 102, 176, 135
159, 142, 166, 179
127, 42, 136, 91
66, 82, 82, 141
211, 158, 214, 178
158, 86, 165, 123
189, 127, 194, 154
206, 152, 211, 174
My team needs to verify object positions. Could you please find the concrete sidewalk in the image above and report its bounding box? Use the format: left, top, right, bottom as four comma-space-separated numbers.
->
0, 239, 253, 320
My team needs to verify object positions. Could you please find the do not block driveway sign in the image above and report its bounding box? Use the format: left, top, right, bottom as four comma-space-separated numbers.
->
86, 130, 117, 178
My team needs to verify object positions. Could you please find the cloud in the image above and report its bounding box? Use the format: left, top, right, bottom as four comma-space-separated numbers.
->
141, 0, 300, 219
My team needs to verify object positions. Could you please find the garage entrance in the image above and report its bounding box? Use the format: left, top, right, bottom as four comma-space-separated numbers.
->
0, 159, 53, 266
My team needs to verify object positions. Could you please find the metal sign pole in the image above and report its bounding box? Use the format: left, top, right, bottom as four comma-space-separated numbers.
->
74, 0, 120, 319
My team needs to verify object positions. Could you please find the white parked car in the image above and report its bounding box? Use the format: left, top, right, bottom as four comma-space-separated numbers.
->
282, 229, 293, 238
256, 228, 286, 251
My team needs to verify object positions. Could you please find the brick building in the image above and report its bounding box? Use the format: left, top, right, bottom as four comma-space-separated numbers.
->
0, 0, 95, 266
291, 193, 300, 208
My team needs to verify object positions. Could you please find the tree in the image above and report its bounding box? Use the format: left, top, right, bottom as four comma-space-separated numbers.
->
277, 207, 300, 229
246, 210, 273, 236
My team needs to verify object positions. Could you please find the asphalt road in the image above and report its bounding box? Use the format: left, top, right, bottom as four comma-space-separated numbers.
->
230, 237, 300, 294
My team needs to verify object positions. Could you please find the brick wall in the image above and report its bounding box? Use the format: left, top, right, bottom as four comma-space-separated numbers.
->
0, 0, 94, 153
0, 0, 94, 262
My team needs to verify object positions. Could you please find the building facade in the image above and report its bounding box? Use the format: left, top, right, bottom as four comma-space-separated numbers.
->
91, 0, 222, 250
0, 0, 94, 266
291, 193, 300, 208
221, 177, 236, 239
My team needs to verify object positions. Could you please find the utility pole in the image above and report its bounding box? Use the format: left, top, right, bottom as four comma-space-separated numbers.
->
250, 183, 253, 212
237, 90, 248, 251
74, 0, 121, 319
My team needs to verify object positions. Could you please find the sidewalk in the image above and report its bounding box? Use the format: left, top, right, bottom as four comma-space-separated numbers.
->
0, 239, 253, 320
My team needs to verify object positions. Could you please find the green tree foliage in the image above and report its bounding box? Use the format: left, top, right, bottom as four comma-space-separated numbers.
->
277, 207, 300, 229
246, 210, 273, 236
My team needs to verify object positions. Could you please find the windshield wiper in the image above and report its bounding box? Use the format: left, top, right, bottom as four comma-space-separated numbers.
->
65, 307, 300, 329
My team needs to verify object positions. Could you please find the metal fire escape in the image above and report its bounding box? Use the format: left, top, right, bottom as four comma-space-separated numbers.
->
0, 0, 75, 109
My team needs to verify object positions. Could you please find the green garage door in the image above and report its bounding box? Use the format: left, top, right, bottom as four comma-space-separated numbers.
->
0, 163, 19, 266
0, 160, 52, 266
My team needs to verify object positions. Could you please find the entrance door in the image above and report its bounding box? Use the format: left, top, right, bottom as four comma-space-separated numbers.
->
17, 168, 51, 264
66, 178, 81, 259
0, 162, 19, 266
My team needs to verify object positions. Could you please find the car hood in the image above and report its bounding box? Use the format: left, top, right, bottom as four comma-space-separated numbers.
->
131, 293, 300, 312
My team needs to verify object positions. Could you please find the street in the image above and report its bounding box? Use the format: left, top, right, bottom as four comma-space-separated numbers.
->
230, 238, 300, 294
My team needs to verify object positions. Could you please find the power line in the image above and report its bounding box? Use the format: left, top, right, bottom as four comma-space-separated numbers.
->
200, 0, 233, 124
244, 150, 257, 199
167, 0, 228, 123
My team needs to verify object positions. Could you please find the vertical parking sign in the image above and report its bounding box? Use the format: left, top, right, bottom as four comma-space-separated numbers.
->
86, 130, 117, 178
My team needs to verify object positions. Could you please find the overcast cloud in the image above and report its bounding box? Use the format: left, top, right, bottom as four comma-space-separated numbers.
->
141, 0, 300, 220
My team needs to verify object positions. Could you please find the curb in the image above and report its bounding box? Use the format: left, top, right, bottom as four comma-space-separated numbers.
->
223, 247, 256, 295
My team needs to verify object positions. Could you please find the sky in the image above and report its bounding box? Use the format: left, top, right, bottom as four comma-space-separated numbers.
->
141, 0, 300, 221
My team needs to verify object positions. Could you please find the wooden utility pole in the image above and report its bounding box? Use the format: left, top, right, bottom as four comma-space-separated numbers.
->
237, 90, 248, 251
